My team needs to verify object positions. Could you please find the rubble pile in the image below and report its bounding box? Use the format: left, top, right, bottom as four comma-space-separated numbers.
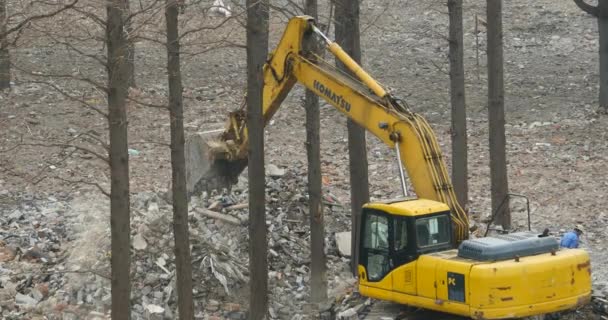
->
0, 191, 112, 320
0, 165, 362, 319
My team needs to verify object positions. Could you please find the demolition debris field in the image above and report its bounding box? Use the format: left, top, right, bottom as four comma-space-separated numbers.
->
0, 0, 607, 319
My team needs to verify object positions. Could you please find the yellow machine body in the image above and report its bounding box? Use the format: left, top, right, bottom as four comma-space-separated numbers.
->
358, 200, 592, 319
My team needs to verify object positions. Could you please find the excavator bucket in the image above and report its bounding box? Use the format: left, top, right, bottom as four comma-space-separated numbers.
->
184, 132, 247, 196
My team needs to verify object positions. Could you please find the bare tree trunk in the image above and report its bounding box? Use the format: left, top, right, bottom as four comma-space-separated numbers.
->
574, 0, 608, 113
124, 0, 135, 88
448, 0, 468, 209
486, 0, 510, 229
0, 0, 9, 90
304, 0, 327, 304
246, 0, 269, 318
106, 1, 131, 318
165, 0, 193, 318
599, 0, 608, 113
334, 0, 370, 277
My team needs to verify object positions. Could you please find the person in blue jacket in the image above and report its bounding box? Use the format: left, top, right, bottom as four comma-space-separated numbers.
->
560, 224, 584, 248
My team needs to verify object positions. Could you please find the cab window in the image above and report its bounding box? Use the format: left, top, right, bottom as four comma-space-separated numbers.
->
362, 213, 389, 281
416, 214, 450, 248
394, 217, 408, 251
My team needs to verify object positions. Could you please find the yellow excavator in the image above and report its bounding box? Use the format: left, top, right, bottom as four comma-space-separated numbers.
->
189, 16, 592, 319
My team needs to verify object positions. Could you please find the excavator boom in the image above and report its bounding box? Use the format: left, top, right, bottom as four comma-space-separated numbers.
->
187, 16, 468, 242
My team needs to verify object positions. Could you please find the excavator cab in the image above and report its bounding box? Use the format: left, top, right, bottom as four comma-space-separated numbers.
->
359, 199, 452, 283
359, 199, 592, 320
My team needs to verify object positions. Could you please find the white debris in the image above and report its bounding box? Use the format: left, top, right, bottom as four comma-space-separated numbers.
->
133, 233, 148, 251
267, 164, 286, 177
335, 232, 351, 257
144, 303, 165, 314
337, 308, 357, 320
15, 293, 38, 306
209, 0, 231, 17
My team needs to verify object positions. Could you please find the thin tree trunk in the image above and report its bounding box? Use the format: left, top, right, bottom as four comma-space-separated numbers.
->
599, 0, 608, 113
573, 0, 607, 113
486, 0, 510, 229
334, 0, 370, 277
246, 0, 269, 318
165, 0, 194, 318
0, 0, 9, 90
124, 0, 135, 88
304, 0, 327, 304
106, 1, 131, 318
448, 0, 468, 209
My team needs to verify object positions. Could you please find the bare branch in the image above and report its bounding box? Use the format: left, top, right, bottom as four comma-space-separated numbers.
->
125, 95, 168, 110
20, 80, 108, 118
1, 0, 80, 39
54, 176, 110, 197
126, 0, 163, 21
17, 142, 108, 163
573, 0, 599, 17
35, 29, 107, 67
80, 131, 109, 151
178, 11, 244, 40
430, 59, 449, 75
71, 6, 106, 29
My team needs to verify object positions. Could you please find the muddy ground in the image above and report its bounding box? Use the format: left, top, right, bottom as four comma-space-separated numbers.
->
0, 0, 606, 319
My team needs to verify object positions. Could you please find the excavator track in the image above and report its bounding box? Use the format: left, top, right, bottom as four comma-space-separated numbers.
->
361, 301, 572, 320
362, 301, 469, 320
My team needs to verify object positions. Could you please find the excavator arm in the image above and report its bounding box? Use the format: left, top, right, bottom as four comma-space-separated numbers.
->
192, 16, 469, 242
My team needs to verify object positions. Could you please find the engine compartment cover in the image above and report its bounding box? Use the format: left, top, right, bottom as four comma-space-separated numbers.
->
458, 231, 559, 261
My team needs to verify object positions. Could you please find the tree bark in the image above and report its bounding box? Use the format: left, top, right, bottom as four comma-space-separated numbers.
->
573, 0, 600, 16
486, 0, 510, 230
246, 0, 269, 318
0, 0, 9, 90
124, 0, 135, 88
334, 0, 370, 277
106, 1, 131, 318
572, 0, 608, 113
448, 0, 468, 209
304, 0, 327, 304
165, 0, 194, 318
599, 0, 608, 113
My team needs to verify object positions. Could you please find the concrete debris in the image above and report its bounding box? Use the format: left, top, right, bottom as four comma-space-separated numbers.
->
86, 311, 107, 319
1, 169, 594, 319
15, 293, 38, 306
133, 233, 148, 251
144, 303, 165, 314
337, 308, 357, 320
335, 232, 352, 257
206, 299, 220, 312
266, 164, 286, 178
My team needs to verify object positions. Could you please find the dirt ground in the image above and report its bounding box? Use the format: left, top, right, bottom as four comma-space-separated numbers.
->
0, 0, 606, 319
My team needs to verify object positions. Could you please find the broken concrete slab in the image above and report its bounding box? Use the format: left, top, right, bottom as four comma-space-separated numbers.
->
15, 293, 38, 306
133, 233, 148, 251
266, 164, 285, 177
337, 308, 357, 320
335, 232, 351, 257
